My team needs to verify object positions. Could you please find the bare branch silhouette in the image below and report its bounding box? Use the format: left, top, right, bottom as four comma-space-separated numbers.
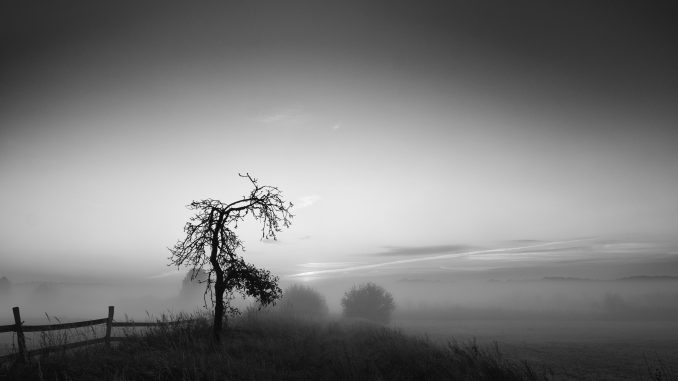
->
168, 173, 293, 341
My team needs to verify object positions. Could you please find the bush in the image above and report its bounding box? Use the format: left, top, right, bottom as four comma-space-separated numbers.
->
278, 284, 329, 318
341, 282, 395, 324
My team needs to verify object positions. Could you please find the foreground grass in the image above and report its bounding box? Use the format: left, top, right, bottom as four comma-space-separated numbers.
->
2, 311, 552, 381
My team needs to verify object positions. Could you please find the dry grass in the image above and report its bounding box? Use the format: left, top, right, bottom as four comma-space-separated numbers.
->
2, 308, 556, 381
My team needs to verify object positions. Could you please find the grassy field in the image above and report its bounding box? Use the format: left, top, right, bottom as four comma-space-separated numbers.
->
0, 310, 553, 381
2, 309, 676, 380
394, 317, 678, 381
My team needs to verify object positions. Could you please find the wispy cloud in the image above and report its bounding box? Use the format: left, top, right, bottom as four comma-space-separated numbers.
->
256, 106, 308, 126
375, 244, 474, 256
297, 195, 321, 208
288, 238, 596, 278
298, 262, 362, 269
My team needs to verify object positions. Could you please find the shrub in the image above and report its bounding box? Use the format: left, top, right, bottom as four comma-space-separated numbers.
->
278, 284, 329, 318
341, 282, 395, 324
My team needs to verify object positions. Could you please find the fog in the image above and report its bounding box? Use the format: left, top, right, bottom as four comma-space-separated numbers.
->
3, 243, 678, 380
1, 278, 183, 322
298, 272, 678, 321
3, 238, 678, 320
4, 254, 677, 326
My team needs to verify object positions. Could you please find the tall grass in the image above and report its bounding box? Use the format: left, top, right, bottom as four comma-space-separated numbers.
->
2, 308, 553, 381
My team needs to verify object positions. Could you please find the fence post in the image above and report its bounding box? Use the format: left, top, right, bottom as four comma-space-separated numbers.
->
12, 307, 28, 363
105, 306, 114, 348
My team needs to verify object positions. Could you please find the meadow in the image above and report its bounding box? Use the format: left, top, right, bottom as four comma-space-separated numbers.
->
2, 307, 675, 381
1, 309, 553, 381
394, 316, 678, 381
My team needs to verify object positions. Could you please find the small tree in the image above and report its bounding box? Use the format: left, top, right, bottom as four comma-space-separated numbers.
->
278, 284, 329, 318
169, 173, 293, 341
341, 282, 395, 324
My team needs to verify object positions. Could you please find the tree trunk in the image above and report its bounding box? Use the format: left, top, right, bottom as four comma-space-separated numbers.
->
213, 282, 224, 342
211, 253, 225, 342
210, 213, 226, 342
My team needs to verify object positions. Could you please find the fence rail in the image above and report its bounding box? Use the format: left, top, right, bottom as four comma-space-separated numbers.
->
0, 306, 192, 364
20, 318, 110, 332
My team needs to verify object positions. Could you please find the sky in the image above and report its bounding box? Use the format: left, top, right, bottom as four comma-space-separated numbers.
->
1, 1, 677, 282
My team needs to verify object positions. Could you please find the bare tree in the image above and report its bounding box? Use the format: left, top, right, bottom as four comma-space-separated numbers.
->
168, 173, 293, 341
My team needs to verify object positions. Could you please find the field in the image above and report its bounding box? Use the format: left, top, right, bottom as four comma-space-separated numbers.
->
1, 311, 556, 381
394, 317, 678, 381
2, 310, 676, 380
2, 277, 678, 380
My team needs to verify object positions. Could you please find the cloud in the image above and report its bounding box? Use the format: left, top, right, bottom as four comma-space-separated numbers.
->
298, 262, 362, 269
332, 122, 342, 130
256, 106, 308, 126
297, 195, 321, 208
375, 244, 474, 256
288, 238, 596, 278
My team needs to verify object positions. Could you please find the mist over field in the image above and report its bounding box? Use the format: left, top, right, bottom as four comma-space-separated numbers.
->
3, 238, 678, 323
3, 238, 678, 379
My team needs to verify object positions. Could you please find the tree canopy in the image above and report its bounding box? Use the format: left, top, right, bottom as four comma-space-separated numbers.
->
341, 282, 395, 324
278, 284, 329, 318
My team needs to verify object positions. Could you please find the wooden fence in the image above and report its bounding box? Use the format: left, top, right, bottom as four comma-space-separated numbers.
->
0, 306, 191, 363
